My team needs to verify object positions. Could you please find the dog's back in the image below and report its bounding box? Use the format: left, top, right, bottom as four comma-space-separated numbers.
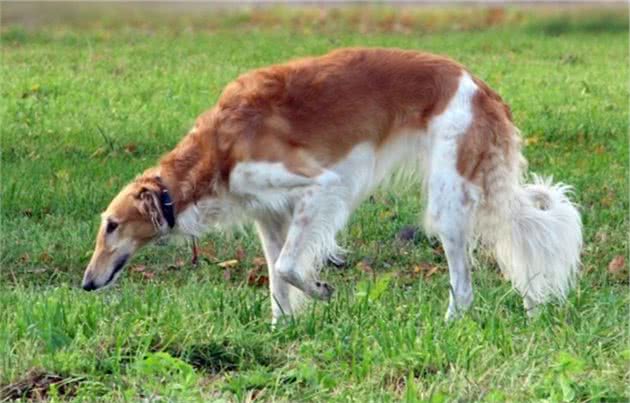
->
214, 48, 471, 167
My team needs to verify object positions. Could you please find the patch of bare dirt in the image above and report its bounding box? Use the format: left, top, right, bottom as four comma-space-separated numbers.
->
0, 369, 82, 401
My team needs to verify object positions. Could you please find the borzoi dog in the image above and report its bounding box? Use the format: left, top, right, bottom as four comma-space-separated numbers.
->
82, 48, 582, 323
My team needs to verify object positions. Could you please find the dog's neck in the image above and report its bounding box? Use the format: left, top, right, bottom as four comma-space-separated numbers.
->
150, 121, 227, 217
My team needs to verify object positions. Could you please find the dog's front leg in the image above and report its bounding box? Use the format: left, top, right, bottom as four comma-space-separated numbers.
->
274, 183, 350, 302
255, 211, 302, 325
231, 161, 347, 313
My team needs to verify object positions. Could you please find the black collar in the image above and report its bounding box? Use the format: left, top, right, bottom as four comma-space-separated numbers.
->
156, 177, 176, 228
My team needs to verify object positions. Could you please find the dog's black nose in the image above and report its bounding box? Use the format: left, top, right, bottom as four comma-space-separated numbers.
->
82, 281, 97, 291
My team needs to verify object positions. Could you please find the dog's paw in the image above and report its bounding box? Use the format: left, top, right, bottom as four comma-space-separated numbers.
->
445, 297, 473, 322
444, 307, 460, 322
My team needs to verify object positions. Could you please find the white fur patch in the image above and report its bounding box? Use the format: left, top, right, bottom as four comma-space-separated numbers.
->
230, 162, 319, 194
424, 73, 480, 236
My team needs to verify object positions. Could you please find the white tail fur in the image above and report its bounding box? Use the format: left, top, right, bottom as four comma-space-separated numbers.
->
485, 174, 582, 309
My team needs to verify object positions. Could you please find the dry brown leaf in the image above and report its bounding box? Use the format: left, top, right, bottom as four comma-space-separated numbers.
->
425, 266, 440, 278
130, 264, 146, 273
524, 136, 540, 146
235, 246, 246, 262
200, 243, 216, 260
223, 269, 232, 282
433, 245, 444, 256
142, 271, 155, 280
413, 262, 433, 274
124, 143, 137, 154
39, 252, 52, 264
246, 388, 264, 402
218, 259, 239, 268
608, 255, 626, 276
0, 369, 80, 401
252, 257, 267, 267
356, 258, 374, 274
246, 268, 269, 287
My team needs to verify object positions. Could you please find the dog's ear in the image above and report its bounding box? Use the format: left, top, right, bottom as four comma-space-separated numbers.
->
137, 188, 164, 230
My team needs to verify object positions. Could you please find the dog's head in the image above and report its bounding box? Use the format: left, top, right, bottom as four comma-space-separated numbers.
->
82, 176, 174, 291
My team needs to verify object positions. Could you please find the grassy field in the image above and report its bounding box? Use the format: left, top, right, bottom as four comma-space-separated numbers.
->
1, 6, 628, 402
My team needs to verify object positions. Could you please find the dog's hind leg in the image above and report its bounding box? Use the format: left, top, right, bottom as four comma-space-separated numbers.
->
426, 168, 480, 321
423, 72, 482, 320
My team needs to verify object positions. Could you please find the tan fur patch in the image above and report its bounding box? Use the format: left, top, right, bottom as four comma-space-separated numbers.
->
456, 77, 514, 191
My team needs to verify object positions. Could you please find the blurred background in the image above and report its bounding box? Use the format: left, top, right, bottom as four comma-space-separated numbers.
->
3, 1, 627, 34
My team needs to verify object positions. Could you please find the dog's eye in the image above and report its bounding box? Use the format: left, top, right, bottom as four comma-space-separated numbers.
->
106, 220, 119, 234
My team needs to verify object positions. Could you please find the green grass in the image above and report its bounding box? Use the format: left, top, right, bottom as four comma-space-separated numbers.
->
1, 6, 628, 402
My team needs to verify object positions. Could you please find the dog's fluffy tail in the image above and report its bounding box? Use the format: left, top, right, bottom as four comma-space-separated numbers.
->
495, 176, 582, 308
477, 135, 582, 312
